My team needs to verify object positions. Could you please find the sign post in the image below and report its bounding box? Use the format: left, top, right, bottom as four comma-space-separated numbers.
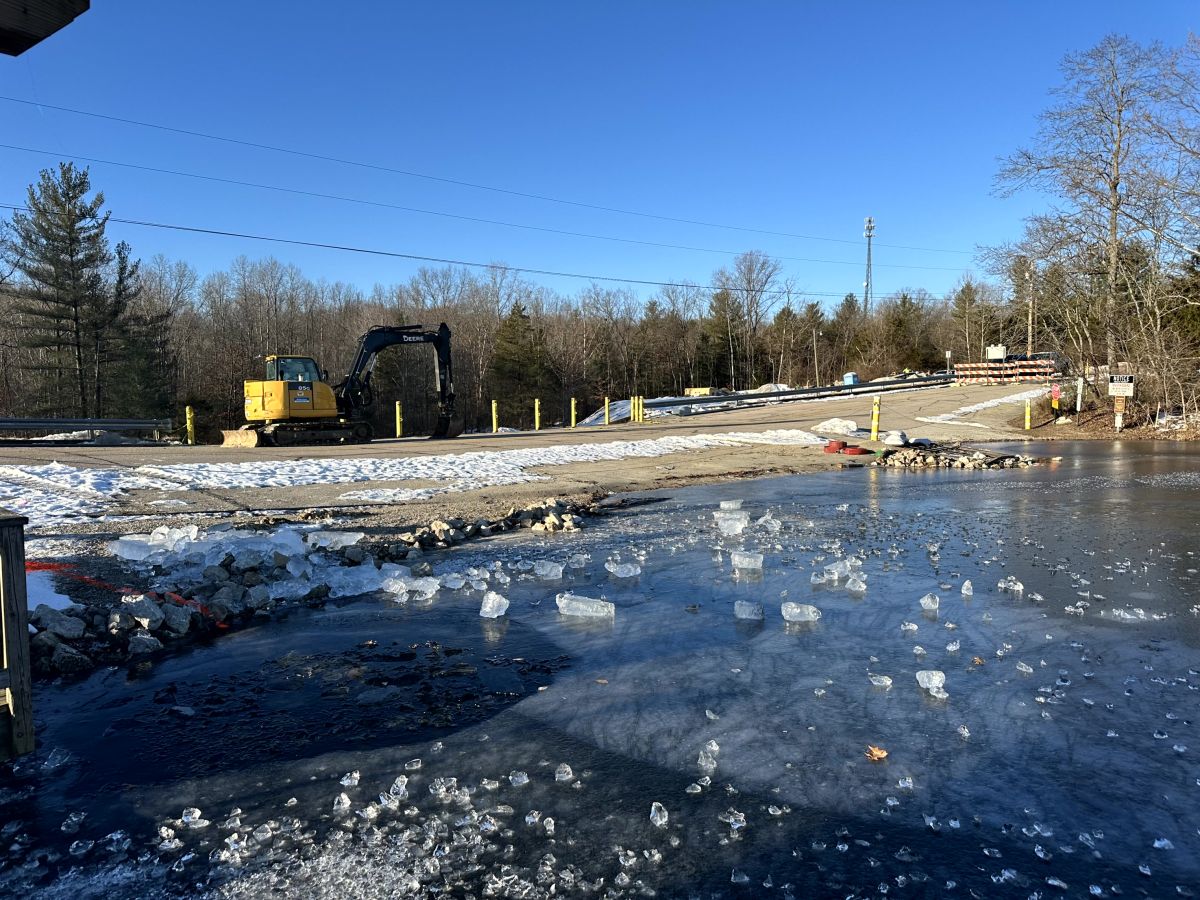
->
1051, 383, 1061, 416
1108, 374, 1134, 432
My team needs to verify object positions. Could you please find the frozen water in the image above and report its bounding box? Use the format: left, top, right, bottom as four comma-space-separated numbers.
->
719, 499, 743, 510
919, 592, 940, 611
555, 592, 615, 618
534, 560, 563, 580
845, 573, 867, 593
712, 509, 751, 536
868, 674, 893, 688
650, 801, 669, 827
729, 550, 763, 570
479, 591, 510, 618
915, 670, 946, 692
733, 600, 763, 620
960, 579, 973, 596
780, 602, 821, 623
604, 560, 642, 578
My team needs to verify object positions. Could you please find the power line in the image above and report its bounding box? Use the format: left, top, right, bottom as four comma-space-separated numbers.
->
0, 94, 973, 256
0, 202, 959, 302
0, 143, 968, 273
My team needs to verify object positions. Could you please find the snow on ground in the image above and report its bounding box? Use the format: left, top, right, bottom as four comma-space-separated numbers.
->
0, 430, 827, 522
915, 386, 1049, 426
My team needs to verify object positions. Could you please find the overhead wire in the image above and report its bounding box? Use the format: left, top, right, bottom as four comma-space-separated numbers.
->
0, 202, 961, 302
0, 94, 972, 255
0, 143, 967, 273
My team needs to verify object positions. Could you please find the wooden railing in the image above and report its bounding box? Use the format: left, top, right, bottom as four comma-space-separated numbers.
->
0, 509, 33, 760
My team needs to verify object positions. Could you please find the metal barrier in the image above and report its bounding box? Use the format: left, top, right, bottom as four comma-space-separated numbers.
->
643, 374, 952, 414
0, 417, 172, 433
0, 509, 33, 761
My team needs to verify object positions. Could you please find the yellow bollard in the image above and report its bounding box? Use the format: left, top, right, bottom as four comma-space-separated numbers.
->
1025, 398, 1032, 431
631, 396, 638, 423
492, 399, 499, 434
570, 397, 577, 428
604, 397, 610, 426
870, 395, 881, 441
185, 405, 195, 446
534, 398, 541, 431
394, 401, 403, 438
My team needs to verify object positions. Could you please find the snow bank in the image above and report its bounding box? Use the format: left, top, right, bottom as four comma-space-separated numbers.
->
917, 387, 1049, 425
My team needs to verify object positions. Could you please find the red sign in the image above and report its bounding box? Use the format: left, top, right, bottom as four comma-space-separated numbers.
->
1051, 383, 1062, 400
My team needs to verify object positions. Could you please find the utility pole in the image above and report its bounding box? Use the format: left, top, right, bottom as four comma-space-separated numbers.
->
812, 329, 822, 386
1025, 261, 1035, 357
862, 217, 875, 315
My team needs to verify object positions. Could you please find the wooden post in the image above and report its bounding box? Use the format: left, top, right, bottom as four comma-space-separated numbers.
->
534, 398, 541, 431
185, 405, 195, 446
394, 401, 403, 439
491, 400, 499, 434
604, 397, 610, 426
870, 395, 881, 441
0, 510, 33, 760
570, 397, 577, 428
1024, 398, 1032, 431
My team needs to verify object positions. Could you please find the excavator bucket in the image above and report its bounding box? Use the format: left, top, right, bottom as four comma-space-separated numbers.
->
220, 427, 263, 449
430, 414, 465, 440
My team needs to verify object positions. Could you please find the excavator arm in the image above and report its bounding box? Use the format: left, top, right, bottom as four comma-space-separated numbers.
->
336, 323, 462, 438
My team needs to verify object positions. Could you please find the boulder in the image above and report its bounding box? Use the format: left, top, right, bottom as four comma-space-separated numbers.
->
31, 604, 86, 640
244, 584, 271, 610
30, 630, 62, 656
128, 632, 163, 655
107, 610, 136, 634
122, 594, 165, 631
201, 564, 230, 583
51, 643, 93, 675
160, 603, 192, 635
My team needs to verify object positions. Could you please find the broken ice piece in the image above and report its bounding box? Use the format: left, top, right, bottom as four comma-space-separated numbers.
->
705, 709, 720, 720
713, 510, 751, 536
340, 770, 360, 787
719, 499, 744, 510
957, 724, 970, 740
868, 674, 893, 688
916, 670, 946, 693
509, 771, 530, 786
556, 592, 615, 618
480, 590, 509, 618
919, 592, 940, 611
846, 574, 867, 594
961, 580, 973, 597
604, 560, 641, 578
730, 550, 763, 570
555, 763, 574, 782
781, 602, 821, 623
901, 621, 918, 633
534, 560, 563, 580
734, 600, 763, 620
650, 802, 669, 827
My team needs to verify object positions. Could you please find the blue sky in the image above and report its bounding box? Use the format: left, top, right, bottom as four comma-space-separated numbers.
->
1, 2, 1195, 306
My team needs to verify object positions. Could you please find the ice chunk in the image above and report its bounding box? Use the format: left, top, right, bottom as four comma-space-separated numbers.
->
650, 802, 669, 827
719, 499, 744, 510
919, 592, 940, 611
554, 763, 574, 783
305, 530, 365, 550
901, 621, 918, 633
961, 579, 973, 597
1016, 661, 1034, 675
534, 560, 563, 580
734, 600, 763, 620
946, 640, 960, 652
730, 550, 763, 570
916, 670, 946, 692
325, 565, 384, 599
781, 602, 821, 623
846, 574, 867, 594
440, 573, 467, 591
509, 771, 529, 786
997, 575, 1024, 593
480, 591, 509, 618
810, 571, 828, 586
604, 560, 642, 578
567, 553, 590, 569
697, 749, 718, 774
755, 512, 782, 533
339, 770, 360, 787
555, 592, 615, 618
868, 674, 893, 688
713, 510, 750, 536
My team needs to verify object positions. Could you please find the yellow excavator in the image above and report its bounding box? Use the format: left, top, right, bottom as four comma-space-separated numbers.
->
221, 323, 462, 447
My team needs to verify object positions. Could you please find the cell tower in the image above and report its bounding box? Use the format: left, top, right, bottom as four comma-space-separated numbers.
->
862, 216, 875, 314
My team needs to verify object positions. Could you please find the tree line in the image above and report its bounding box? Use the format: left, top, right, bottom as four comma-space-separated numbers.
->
2, 33, 1199, 434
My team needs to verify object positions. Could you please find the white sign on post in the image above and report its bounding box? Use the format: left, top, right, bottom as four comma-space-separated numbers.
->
1108, 374, 1134, 398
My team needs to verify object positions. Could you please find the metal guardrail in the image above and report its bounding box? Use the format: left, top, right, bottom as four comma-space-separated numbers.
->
0, 417, 172, 432
643, 374, 953, 412
0, 508, 32, 761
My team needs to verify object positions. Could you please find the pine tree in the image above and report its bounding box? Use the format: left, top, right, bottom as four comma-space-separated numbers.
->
489, 303, 554, 427
7, 163, 113, 416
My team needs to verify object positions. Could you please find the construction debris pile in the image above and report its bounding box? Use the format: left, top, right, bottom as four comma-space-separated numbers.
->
874, 443, 1038, 470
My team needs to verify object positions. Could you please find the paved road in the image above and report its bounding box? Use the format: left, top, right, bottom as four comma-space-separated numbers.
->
0, 382, 1038, 469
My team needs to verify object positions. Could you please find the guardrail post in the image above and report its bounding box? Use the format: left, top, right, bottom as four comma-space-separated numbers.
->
870, 395, 881, 441
0, 510, 33, 760
1025, 398, 1032, 431
570, 397, 577, 428
534, 398, 541, 431
185, 405, 195, 446
492, 400, 499, 434
394, 401, 403, 438
604, 397, 610, 426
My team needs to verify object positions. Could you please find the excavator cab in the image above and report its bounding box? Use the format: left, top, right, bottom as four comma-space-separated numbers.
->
221, 324, 462, 448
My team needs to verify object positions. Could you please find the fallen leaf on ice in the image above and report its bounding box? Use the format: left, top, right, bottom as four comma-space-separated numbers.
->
865, 745, 888, 762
